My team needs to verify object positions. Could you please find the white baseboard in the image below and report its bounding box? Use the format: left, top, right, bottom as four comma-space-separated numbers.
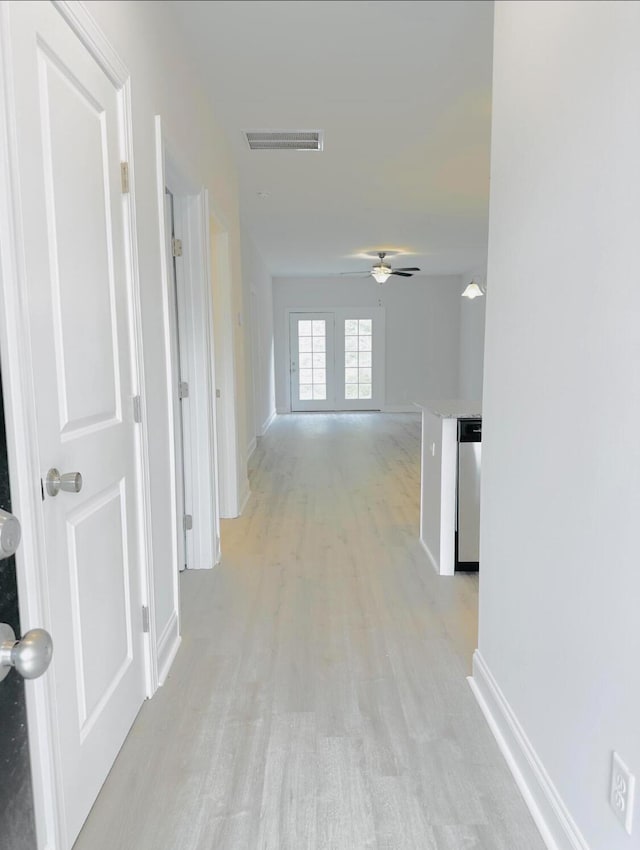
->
260, 409, 276, 435
383, 404, 421, 413
276, 406, 290, 415
419, 536, 440, 574
468, 651, 590, 850
156, 611, 181, 686
246, 435, 257, 461
238, 480, 251, 515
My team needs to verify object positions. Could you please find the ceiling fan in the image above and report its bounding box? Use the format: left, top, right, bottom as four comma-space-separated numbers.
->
341, 252, 421, 284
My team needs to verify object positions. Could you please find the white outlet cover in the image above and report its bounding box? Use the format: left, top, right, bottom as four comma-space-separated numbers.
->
611, 751, 635, 835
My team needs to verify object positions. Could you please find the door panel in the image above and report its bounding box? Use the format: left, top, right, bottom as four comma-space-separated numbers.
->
7, 3, 146, 844
289, 312, 335, 411
336, 313, 382, 411
39, 45, 121, 434
0, 367, 37, 850
67, 483, 132, 732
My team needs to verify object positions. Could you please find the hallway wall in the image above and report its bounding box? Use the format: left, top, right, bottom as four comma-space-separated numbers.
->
478, 2, 640, 848
241, 229, 276, 458
84, 2, 249, 647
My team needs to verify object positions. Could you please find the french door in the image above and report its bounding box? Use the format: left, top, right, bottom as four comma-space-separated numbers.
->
289, 309, 384, 412
289, 313, 336, 411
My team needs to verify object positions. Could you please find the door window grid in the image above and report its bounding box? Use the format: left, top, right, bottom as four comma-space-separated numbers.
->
344, 319, 372, 400
298, 320, 327, 400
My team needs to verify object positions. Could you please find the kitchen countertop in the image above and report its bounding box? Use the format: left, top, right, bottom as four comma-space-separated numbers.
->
413, 399, 482, 419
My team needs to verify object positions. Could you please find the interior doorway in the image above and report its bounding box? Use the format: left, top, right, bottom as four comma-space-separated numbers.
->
157, 121, 221, 575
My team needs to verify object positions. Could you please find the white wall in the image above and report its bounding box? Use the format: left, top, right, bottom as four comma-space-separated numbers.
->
241, 228, 276, 454
478, 3, 640, 849
273, 275, 461, 412
459, 281, 486, 401
84, 2, 249, 648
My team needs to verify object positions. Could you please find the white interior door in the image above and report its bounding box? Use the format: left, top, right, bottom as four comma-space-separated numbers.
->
6, 3, 146, 844
289, 313, 336, 411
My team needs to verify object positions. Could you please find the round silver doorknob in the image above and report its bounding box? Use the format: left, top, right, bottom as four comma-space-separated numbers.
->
46, 468, 83, 497
0, 623, 53, 682
0, 508, 21, 558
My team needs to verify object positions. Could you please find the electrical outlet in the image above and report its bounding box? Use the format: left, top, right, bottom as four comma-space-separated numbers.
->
610, 751, 635, 835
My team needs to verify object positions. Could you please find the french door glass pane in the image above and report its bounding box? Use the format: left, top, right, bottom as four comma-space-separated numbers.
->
344, 318, 373, 400
298, 319, 327, 401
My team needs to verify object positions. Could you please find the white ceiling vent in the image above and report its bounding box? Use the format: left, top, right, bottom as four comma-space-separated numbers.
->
245, 131, 324, 151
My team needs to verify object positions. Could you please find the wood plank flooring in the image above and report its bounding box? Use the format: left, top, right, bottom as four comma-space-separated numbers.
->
73, 413, 545, 850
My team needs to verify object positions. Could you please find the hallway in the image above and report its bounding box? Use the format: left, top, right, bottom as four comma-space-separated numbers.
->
74, 413, 544, 849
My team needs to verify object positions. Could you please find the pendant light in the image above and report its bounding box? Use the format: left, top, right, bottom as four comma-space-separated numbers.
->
461, 279, 485, 299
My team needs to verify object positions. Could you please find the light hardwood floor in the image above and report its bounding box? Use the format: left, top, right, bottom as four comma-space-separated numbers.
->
74, 413, 545, 850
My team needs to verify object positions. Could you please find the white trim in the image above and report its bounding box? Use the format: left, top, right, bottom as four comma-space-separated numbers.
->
276, 407, 290, 415
261, 409, 277, 434
156, 612, 181, 687
153, 119, 182, 657
120, 74, 156, 702
238, 482, 251, 516
383, 405, 421, 413
247, 435, 257, 461
419, 537, 440, 575
199, 190, 222, 562
52, 1, 127, 83
469, 651, 590, 850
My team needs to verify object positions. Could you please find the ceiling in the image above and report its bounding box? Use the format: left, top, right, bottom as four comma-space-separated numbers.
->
166, 0, 494, 278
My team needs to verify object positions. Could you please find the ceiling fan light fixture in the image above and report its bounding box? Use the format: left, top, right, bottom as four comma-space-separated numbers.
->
372, 265, 391, 284
461, 280, 485, 299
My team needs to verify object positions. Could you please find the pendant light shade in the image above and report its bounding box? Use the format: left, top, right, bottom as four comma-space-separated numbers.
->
461, 280, 485, 299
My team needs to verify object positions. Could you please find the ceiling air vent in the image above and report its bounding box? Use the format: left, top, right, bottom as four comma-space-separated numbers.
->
245, 130, 324, 151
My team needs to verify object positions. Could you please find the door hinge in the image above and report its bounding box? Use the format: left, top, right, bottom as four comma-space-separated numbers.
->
179, 381, 189, 400
172, 237, 183, 258
183, 514, 193, 531
142, 605, 150, 633
132, 395, 142, 423
120, 162, 130, 194
216, 388, 221, 399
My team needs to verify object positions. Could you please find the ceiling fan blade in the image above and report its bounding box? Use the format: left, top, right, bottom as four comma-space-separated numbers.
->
339, 270, 371, 276
391, 271, 413, 277
393, 267, 421, 272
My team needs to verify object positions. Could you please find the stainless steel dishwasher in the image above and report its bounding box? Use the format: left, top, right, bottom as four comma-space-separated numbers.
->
456, 418, 482, 571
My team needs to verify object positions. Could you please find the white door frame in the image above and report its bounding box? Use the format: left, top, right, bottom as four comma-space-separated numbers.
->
249, 287, 261, 453
0, 2, 154, 847
210, 217, 250, 517
154, 119, 221, 583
